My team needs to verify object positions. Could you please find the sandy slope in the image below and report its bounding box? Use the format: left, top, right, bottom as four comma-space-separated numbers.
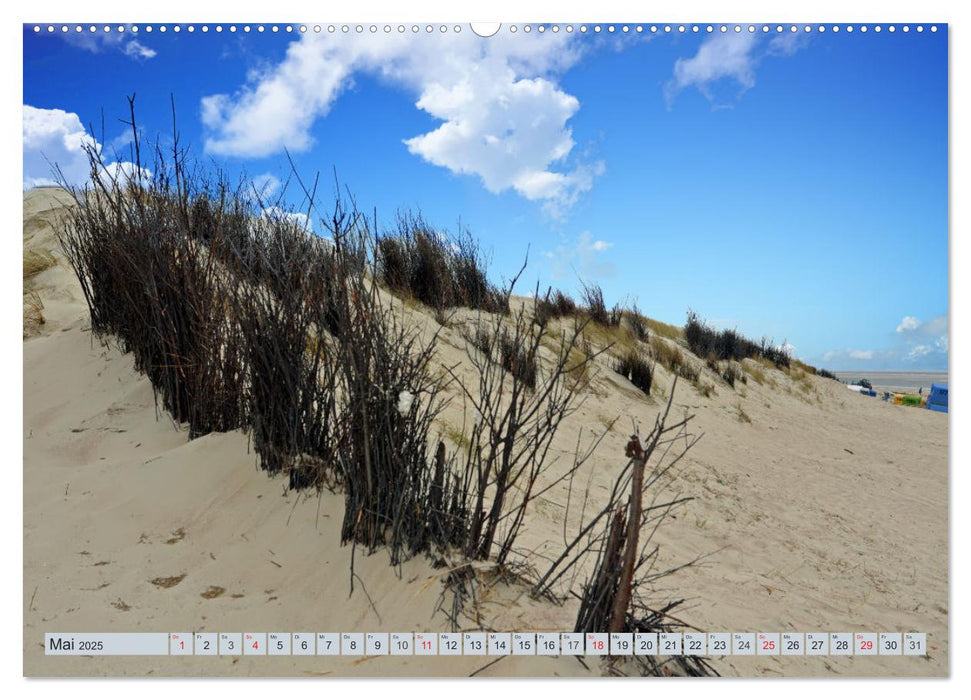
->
23, 188, 948, 677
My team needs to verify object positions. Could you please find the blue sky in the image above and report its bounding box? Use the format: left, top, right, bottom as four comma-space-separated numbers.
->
22, 24, 948, 371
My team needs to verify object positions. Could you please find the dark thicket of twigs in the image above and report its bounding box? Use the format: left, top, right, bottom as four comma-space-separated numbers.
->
465, 324, 538, 392
450, 284, 616, 565
233, 221, 341, 486
685, 310, 790, 369
582, 282, 622, 327
627, 301, 649, 342
614, 349, 654, 397
57, 100, 246, 439
376, 210, 507, 314
55, 99, 600, 572
55, 98, 713, 676
320, 197, 473, 564
534, 288, 578, 326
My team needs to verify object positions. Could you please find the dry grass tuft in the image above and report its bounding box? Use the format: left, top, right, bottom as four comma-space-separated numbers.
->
23, 248, 57, 336
743, 359, 766, 385
23, 292, 45, 337
645, 316, 684, 341
24, 249, 56, 280
649, 336, 701, 387
721, 360, 746, 389
735, 401, 752, 423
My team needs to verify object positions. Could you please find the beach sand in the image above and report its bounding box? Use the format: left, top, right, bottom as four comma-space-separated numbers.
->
23, 188, 948, 677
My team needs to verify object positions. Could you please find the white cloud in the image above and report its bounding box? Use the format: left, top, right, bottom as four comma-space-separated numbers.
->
896, 314, 948, 338
906, 345, 932, 360
545, 230, 616, 280
821, 347, 888, 364
819, 314, 948, 368
99, 160, 151, 184
666, 32, 759, 106
23, 105, 145, 189
108, 126, 139, 154
201, 32, 598, 216
122, 39, 157, 61
895, 314, 948, 362
665, 31, 807, 107
251, 173, 282, 200
896, 315, 921, 333
61, 31, 157, 61
767, 32, 810, 57
23, 105, 94, 188
261, 206, 312, 232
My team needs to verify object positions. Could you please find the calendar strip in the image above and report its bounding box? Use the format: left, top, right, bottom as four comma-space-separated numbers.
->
44, 632, 928, 657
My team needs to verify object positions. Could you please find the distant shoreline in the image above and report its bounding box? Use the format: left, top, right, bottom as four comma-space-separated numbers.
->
831, 370, 948, 375
832, 370, 948, 393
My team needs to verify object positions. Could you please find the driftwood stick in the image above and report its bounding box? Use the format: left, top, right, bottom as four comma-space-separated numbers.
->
610, 435, 647, 633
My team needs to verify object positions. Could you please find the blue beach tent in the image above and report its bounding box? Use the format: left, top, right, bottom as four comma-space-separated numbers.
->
926, 383, 948, 413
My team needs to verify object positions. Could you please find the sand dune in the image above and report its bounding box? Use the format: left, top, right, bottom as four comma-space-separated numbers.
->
23, 188, 948, 677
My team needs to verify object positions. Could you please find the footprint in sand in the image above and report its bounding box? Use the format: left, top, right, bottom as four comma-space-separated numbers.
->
200, 586, 225, 600
150, 574, 186, 589
164, 528, 186, 545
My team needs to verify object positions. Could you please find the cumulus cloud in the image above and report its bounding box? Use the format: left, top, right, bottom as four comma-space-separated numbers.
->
23, 105, 145, 189
201, 32, 599, 217
544, 230, 616, 280
23, 105, 94, 188
896, 315, 921, 333
848, 349, 875, 360
665, 31, 807, 107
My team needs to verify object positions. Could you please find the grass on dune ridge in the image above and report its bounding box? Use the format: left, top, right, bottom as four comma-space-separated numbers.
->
36, 98, 842, 676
